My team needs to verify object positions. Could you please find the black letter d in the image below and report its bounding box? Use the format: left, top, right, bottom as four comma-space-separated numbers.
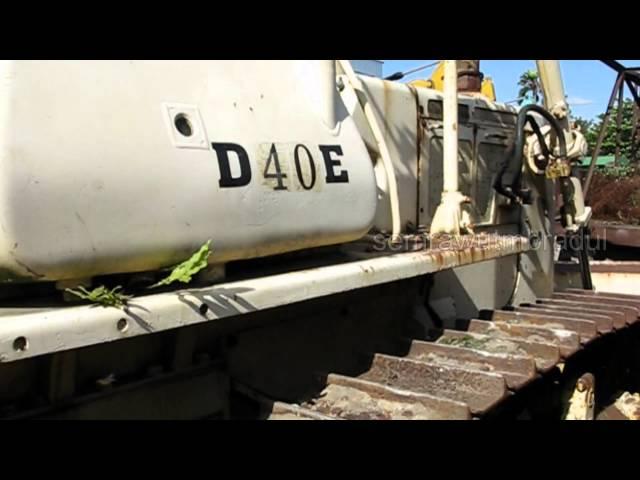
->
212, 143, 252, 188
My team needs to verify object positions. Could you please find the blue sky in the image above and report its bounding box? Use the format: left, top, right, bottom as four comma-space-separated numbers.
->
382, 60, 640, 120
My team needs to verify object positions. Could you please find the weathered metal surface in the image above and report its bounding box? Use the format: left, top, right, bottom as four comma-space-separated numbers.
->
591, 261, 640, 274
535, 299, 629, 329
552, 292, 639, 324
557, 260, 640, 275
559, 289, 640, 309
267, 287, 640, 420
492, 310, 598, 343
467, 319, 580, 358
300, 374, 471, 420
565, 288, 640, 302
555, 261, 640, 295
598, 393, 640, 421
456, 60, 483, 93
613, 393, 640, 420
553, 289, 640, 314
438, 330, 560, 372
404, 340, 535, 390
358, 354, 507, 415
515, 304, 613, 333
0, 236, 530, 364
597, 406, 629, 420
269, 402, 338, 421
590, 221, 640, 249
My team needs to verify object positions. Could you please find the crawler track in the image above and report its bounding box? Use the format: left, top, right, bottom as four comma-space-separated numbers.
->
265, 289, 640, 420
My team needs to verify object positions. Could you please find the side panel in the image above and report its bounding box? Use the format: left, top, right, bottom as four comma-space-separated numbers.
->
353, 77, 521, 234
420, 123, 475, 226
0, 61, 378, 281
358, 77, 420, 232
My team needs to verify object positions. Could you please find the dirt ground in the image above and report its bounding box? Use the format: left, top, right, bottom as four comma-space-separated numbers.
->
589, 171, 640, 225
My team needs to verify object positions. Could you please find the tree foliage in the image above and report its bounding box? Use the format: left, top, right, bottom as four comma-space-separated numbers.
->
517, 70, 542, 105
580, 99, 637, 160
575, 99, 637, 161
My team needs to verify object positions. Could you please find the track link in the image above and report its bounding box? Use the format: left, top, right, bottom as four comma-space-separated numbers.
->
265, 289, 640, 420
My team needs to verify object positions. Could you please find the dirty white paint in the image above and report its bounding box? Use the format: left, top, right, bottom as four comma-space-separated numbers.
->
0, 60, 378, 282
0, 238, 529, 363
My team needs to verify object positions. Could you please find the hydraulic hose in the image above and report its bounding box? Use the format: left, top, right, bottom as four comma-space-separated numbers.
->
494, 104, 567, 203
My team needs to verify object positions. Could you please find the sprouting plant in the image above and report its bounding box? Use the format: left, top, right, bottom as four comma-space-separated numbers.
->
66, 241, 213, 306
65, 285, 132, 308
150, 240, 212, 289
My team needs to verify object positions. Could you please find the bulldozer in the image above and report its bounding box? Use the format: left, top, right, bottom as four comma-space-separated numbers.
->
0, 59, 638, 420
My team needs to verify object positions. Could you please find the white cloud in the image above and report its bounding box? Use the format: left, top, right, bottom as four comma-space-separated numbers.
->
566, 96, 594, 106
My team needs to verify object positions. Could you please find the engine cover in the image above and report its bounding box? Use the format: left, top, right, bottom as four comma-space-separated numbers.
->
0, 61, 377, 282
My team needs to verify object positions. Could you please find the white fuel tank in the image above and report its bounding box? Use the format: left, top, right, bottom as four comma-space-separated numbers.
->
0, 61, 378, 282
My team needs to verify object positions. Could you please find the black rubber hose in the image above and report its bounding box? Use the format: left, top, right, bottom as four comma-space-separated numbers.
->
528, 118, 552, 160
515, 104, 568, 167
511, 105, 567, 191
493, 115, 540, 203
578, 227, 594, 290
494, 104, 568, 202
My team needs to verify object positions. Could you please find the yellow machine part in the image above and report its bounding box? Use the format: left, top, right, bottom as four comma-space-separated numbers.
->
409, 61, 496, 101
408, 62, 445, 91
481, 77, 496, 101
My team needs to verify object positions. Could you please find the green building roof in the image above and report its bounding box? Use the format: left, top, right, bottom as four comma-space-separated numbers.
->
579, 155, 628, 168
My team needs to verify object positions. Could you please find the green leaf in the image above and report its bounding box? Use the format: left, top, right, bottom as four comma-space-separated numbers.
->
525, 70, 538, 81
150, 240, 212, 289
65, 285, 132, 308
